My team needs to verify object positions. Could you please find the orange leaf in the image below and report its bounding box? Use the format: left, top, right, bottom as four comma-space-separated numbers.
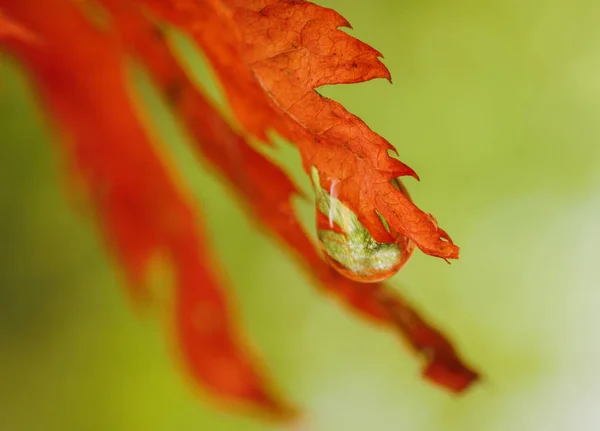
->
100, 1, 478, 392
141, 0, 459, 260
0, 0, 293, 419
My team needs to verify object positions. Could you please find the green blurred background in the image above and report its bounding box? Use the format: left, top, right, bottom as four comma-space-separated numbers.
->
1, 0, 600, 430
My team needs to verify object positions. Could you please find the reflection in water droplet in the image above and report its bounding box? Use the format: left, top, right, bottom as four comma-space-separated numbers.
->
311, 167, 414, 283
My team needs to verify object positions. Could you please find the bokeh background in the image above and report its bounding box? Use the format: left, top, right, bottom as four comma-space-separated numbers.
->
1, 0, 600, 430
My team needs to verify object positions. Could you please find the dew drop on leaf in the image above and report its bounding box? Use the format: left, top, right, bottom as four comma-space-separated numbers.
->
311, 167, 414, 283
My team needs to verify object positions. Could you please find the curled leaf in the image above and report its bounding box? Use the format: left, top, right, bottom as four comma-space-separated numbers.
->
102, 4, 477, 390
142, 0, 459, 260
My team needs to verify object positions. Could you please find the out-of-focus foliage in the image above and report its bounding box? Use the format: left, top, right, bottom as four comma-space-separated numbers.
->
1, 0, 599, 430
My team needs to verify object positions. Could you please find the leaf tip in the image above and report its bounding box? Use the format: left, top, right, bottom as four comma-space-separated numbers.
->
423, 358, 480, 393
379, 61, 392, 83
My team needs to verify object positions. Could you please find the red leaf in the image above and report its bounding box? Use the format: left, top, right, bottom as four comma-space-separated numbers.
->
99, 1, 477, 392
0, 0, 293, 419
141, 0, 459, 260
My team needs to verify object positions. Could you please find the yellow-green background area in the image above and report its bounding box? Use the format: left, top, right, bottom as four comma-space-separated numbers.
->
1, 0, 599, 430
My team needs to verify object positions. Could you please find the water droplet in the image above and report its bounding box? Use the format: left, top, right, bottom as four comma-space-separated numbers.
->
311, 167, 414, 283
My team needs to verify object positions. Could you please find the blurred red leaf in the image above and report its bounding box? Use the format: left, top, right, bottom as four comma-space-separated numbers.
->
0, 0, 293, 420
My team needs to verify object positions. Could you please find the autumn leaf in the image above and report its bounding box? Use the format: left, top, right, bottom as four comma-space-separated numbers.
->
141, 0, 459, 259
0, 0, 478, 423
101, 0, 477, 392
